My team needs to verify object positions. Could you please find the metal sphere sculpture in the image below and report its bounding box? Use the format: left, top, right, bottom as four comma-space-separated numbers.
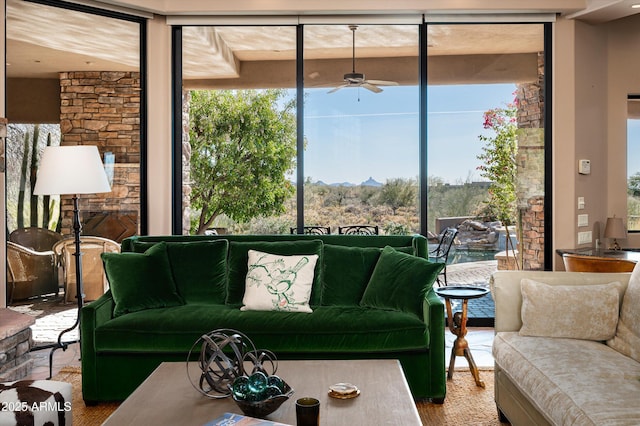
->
186, 329, 279, 399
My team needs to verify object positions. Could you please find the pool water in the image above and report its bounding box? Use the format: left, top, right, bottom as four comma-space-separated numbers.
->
428, 244, 498, 265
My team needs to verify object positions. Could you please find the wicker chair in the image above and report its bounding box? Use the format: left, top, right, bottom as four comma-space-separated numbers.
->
53, 236, 121, 303
6, 227, 63, 303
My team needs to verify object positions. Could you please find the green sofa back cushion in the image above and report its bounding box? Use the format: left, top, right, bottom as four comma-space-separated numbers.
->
322, 244, 382, 306
131, 239, 229, 304
101, 242, 184, 317
360, 246, 443, 317
227, 240, 324, 305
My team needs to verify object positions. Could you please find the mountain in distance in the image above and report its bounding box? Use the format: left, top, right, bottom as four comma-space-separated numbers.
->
312, 178, 382, 187
360, 177, 383, 187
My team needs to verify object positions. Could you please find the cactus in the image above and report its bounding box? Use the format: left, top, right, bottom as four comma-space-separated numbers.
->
29, 125, 40, 227
16, 131, 30, 229
42, 133, 52, 227
15, 124, 55, 230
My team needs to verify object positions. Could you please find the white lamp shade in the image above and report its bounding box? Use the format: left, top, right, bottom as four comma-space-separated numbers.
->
33, 145, 111, 195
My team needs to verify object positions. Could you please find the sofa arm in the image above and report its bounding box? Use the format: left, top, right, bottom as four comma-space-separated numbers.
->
80, 291, 114, 402
423, 289, 446, 401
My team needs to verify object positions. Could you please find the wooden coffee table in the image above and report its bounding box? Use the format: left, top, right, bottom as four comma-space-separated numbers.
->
103, 359, 422, 425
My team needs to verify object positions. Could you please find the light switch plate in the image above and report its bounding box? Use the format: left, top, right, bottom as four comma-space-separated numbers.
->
578, 231, 592, 245
577, 197, 585, 210
578, 214, 589, 227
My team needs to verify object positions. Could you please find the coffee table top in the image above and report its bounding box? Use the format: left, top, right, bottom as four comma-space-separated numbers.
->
103, 359, 422, 425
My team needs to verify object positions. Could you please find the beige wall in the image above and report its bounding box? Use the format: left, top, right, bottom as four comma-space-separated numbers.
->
146, 16, 173, 234
607, 14, 640, 249
553, 17, 616, 269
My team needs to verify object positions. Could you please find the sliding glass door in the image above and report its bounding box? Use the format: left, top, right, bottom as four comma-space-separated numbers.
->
427, 23, 546, 269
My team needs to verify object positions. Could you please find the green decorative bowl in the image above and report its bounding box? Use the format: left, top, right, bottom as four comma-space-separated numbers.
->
231, 378, 293, 418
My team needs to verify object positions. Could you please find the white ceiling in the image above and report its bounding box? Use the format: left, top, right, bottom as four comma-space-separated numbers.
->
5, 0, 639, 79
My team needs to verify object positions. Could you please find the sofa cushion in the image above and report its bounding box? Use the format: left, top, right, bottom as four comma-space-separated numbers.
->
360, 246, 443, 317
226, 240, 323, 306
130, 239, 229, 304
520, 279, 622, 341
607, 263, 640, 362
94, 305, 429, 354
494, 332, 640, 426
102, 242, 184, 317
242, 250, 318, 313
321, 245, 381, 306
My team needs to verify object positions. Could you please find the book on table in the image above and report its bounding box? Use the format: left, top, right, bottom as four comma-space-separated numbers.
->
203, 412, 292, 426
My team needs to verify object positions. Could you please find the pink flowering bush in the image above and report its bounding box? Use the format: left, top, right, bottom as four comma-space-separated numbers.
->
477, 97, 518, 226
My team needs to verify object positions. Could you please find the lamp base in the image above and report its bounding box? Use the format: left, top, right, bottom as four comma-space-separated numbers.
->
609, 239, 621, 251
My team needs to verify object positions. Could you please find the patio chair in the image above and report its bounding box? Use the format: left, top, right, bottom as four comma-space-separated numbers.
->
6, 241, 59, 303
290, 226, 331, 235
338, 225, 379, 235
6, 227, 63, 303
429, 227, 458, 286
53, 236, 121, 303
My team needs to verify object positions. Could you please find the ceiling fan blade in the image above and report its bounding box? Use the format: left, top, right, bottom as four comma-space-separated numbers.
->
328, 83, 349, 94
362, 83, 383, 93
366, 79, 399, 86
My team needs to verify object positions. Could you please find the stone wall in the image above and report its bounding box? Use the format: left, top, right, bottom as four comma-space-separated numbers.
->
513, 52, 545, 270
58, 71, 140, 238
0, 309, 34, 381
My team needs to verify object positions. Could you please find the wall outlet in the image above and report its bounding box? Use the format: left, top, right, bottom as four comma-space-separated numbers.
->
578, 231, 592, 245
578, 214, 589, 227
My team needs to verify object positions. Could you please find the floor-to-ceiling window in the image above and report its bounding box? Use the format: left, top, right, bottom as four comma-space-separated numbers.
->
627, 95, 640, 231
303, 24, 420, 235
427, 23, 546, 269
5, 0, 145, 303
181, 25, 297, 235
175, 18, 550, 269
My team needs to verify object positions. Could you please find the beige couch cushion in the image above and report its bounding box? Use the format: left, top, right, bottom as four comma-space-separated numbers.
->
493, 332, 640, 426
520, 279, 622, 341
608, 263, 640, 362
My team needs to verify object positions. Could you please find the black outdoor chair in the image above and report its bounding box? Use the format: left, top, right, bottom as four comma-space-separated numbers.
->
338, 225, 379, 235
429, 227, 458, 286
290, 226, 331, 235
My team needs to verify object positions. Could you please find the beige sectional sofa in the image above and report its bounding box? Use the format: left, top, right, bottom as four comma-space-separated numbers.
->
491, 270, 640, 426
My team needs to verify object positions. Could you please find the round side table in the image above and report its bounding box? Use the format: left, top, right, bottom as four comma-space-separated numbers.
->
434, 285, 490, 388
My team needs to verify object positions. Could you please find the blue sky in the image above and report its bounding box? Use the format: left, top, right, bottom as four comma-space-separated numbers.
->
301, 83, 516, 185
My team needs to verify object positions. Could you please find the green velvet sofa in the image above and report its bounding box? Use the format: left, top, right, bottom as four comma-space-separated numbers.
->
81, 234, 446, 404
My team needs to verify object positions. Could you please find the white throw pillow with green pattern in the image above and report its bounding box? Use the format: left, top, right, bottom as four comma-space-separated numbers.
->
241, 250, 318, 312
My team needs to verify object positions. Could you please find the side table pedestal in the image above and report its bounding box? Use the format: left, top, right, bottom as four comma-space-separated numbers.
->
434, 286, 490, 388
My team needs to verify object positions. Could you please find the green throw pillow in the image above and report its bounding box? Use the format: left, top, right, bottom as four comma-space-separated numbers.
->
360, 246, 443, 317
132, 239, 229, 304
102, 242, 184, 317
322, 245, 382, 306
226, 240, 324, 305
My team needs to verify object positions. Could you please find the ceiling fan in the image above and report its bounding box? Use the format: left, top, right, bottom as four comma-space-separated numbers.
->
328, 25, 399, 94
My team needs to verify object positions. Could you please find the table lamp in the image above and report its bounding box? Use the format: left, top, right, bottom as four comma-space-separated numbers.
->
604, 216, 626, 251
33, 145, 111, 377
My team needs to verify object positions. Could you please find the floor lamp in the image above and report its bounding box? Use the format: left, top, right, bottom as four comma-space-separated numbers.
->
33, 145, 111, 378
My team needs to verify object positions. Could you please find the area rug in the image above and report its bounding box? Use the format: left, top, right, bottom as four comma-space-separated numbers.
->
51, 367, 119, 425
53, 366, 505, 425
417, 368, 507, 425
